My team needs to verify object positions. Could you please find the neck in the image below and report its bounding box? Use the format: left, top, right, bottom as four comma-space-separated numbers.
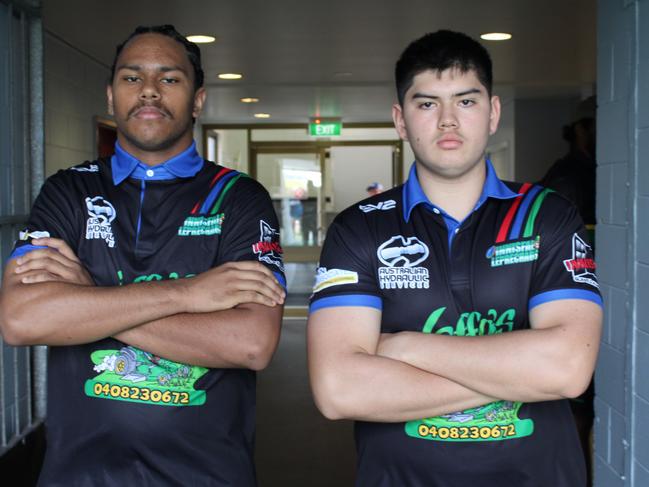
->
117, 133, 194, 166
416, 160, 486, 221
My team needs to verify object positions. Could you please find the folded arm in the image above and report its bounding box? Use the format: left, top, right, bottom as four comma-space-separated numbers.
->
307, 306, 496, 423
377, 299, 602, 402
0, 238, 284, 369
115, 302, 282, 369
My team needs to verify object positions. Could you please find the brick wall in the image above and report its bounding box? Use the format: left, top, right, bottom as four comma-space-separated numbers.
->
595, 1, 649, 485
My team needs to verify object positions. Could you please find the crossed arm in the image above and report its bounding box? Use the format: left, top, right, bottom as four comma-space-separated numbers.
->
0, 238, 285, 370
307, 300, 602, 422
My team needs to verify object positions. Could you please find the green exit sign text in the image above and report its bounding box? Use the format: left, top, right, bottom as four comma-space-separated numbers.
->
309, 119, 342, 137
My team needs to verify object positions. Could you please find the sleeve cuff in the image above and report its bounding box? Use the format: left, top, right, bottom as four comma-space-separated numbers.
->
309, 294, 382, 313
7, 244, 48, 262
529, 289, 603, 310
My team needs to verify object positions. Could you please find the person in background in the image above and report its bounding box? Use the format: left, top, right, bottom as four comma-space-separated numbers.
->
366, 181, 384, 196
541, 95, 597, 486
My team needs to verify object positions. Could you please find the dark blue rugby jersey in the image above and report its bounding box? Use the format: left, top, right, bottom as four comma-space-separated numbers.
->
11, 142, 285, 486
310, 161, 601, 487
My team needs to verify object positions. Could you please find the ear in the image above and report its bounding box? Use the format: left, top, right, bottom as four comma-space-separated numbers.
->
489, 95, 501, 135
392, 103, 409, 141
192, 87, 207, 119
106, 84, 114, 116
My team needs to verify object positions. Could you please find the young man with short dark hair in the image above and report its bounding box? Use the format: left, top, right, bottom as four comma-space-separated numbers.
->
308, 30, 602, 486
0, 25, 285, 485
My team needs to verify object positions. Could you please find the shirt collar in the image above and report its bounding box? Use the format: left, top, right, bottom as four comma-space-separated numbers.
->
402, 158, 518, 222
111, 140, 204, 186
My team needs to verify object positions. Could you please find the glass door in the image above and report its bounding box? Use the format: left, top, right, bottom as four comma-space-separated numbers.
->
252, 147, 325, 263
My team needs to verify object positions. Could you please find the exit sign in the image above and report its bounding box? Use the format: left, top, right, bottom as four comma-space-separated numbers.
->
309, 119, 342, 137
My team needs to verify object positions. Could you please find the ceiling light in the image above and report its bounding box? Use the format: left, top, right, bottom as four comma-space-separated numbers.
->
218, 73, 243, 80
186, 35, 216, 44
254, 113, 271, 119
480, 32, 512, 41
240, 97, 260, 103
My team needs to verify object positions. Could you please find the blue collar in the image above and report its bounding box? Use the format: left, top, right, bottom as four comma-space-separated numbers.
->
111, 141, 204, 185
402, 159, 518, 222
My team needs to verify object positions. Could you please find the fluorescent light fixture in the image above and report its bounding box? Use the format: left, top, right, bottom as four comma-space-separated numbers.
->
218, 73, 243, 80
480, 32, 512, 41
186, 35, 216, 44
254, 113, 271, 119
240, 97, 260, 103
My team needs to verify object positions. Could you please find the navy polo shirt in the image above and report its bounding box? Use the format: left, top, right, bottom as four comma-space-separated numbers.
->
310, 160, 601, 487
11, 141, 284, 486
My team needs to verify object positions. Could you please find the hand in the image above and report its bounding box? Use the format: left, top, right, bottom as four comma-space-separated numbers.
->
180, 261, 286, 313
14, 238, 93, 286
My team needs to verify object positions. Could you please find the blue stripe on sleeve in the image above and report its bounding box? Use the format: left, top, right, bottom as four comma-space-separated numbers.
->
529, 289, 603, 309
309, 294, 382, 313
6, 244, 49, 265
273, 271, 287, 292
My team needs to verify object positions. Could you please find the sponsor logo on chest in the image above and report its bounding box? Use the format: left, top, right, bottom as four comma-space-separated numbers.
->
377, 235, 430, 289
85, 196, 116, 247
486, 236, 540, 267
178, 213, 225, 236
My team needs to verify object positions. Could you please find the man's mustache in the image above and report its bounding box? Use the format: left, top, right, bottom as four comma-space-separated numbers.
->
127, 103, 172, 119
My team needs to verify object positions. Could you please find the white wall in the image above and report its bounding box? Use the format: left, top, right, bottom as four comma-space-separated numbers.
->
329, 145, 393, 211
44, 33, 109, 176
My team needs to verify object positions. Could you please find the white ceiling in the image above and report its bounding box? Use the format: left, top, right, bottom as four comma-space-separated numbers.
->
43, 0, 596, 123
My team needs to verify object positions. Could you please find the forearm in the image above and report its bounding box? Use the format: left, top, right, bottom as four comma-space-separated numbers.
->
384, 325, 597, 402
310, 350, 496, 422
0, 271, 187, 346
115, 303, 283, 370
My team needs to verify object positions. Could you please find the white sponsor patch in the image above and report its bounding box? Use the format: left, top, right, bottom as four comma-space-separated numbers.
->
85, 196, 116, 248
313, 267, 359, 293
70, 164, 99, 173
19, 230, 50, 241
377, 236, 430, 289
359, 200, 397, 213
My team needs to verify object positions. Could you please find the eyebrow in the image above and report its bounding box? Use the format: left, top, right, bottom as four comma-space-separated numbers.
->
116, 64, 189, 76
411, 88, 483, 100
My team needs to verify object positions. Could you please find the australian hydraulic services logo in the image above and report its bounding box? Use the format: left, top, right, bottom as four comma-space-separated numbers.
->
85, 196, 116, 247
377, 235, 429, 289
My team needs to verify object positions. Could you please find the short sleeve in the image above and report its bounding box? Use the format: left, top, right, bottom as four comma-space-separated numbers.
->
528, 194, 602, 310
9, 174, 80, 261
309, 211, 381, 313
216, 177, 285, 287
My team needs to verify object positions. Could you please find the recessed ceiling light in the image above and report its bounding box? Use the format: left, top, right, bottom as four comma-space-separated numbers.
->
254, 113, 271, 119
186, 35, 216, 44
480, 32, 512, 41
240, 97, 260, 103
218, 73, 243, 80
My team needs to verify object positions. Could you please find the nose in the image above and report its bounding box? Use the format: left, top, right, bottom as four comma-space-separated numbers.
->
139, 78, 160, 101
438, 105, 458, 130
